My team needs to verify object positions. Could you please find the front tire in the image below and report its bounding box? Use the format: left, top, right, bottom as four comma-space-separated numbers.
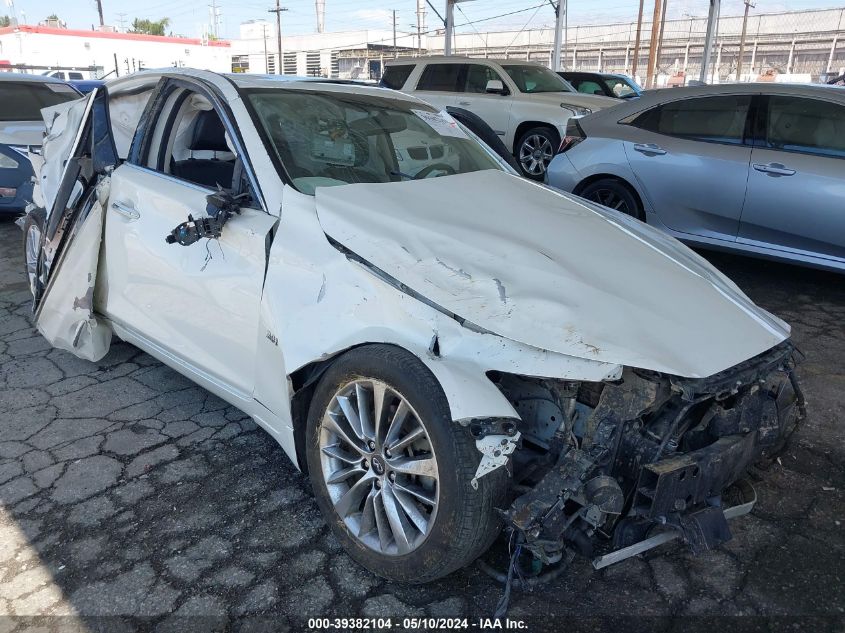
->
305, 345, 506, 583
516, 126, 559, 180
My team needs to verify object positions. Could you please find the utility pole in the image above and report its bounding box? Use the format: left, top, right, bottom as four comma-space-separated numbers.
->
632, 0, 645, 81
655, 0, 667, 70
392, 9, 397, 58
700, 0, 720, 82
735, 0, 754, 81
551, 0, 566, 71
645, 0, 662, 88
268, 0, 288, 75
95, 0, 104, 26
416, 0, 425, 55
262, 23, 269, 74
444, 1, 454, 55
116, 12, 127, 31
209, 0, 219, 38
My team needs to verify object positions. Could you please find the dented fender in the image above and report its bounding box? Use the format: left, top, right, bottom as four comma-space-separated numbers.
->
251, 186, 622, 465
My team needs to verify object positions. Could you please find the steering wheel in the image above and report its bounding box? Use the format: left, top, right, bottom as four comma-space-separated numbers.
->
414, 163, 458, 179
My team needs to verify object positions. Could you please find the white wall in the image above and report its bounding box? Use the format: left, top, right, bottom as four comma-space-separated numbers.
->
0, 26, 232, 77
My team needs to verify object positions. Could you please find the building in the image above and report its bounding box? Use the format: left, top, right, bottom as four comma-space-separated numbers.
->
230, 7, 844, 84
0, 7, 841, 84
0, 24, 231, 77
230, 20, 421, 79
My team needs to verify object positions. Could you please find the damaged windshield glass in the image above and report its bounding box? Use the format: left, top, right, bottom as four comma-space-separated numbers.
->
246, 89, 503, 194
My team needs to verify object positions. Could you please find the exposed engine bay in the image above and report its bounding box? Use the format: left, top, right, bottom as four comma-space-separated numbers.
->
481, 341, 805, 581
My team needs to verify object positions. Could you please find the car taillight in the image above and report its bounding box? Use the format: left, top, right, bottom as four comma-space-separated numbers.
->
558, 119, 586, 153
0, 187, 16, 197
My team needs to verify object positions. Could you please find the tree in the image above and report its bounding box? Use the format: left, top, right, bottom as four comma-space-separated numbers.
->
129, 17, 170, 36
0, 15, 10, 27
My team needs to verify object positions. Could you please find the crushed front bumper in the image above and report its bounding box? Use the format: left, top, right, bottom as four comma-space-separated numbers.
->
501, 341, 805, 568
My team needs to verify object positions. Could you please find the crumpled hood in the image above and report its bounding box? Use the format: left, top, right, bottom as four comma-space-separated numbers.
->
0, 121, 45, 146
315, 170, 789, 378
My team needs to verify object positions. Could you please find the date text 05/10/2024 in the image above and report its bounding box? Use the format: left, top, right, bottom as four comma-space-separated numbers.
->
307, 618, 529, 630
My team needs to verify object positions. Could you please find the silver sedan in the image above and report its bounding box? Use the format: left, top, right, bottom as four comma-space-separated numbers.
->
546, 83, 845, 273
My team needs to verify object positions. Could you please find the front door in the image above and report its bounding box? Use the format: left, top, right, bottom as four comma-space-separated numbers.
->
624, 93, 755, 241
101, 82, 277, 397
454, 64, 513, 141
738, 94, 845, 264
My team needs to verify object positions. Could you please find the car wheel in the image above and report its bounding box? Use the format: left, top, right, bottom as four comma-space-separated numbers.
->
578, 178, 643, 220
306, 344, 506, 583
21, 208, 46, 307
517, 126, 559, 180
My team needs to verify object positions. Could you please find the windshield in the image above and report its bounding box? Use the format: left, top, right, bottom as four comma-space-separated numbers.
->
247, 89, 504, 194
501, 65, 574, 93
0, 82, 80, 122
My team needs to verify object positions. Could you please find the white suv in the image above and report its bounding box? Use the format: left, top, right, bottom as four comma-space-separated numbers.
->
381, 56, 617, 178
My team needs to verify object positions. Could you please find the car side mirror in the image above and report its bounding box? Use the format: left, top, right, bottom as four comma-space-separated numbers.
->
165, 188, 247, 247
485, 79, 506, 95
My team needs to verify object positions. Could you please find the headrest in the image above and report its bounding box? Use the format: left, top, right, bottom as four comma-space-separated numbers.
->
189, 110, 230, 152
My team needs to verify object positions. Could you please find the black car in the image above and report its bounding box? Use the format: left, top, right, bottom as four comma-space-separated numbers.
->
558, 71, 642, 99
0, 75, 81, 215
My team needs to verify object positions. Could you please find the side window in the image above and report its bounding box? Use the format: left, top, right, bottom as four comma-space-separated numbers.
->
464, 64, 503, 94
68, 72, 84, 80
765, 96, 845, 159
380, 65, 414, 90
633, 95, 752, 145
146, 90, 238, 191
416, 64, 463, 92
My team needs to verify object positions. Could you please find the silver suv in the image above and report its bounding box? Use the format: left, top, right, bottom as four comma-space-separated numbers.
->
381, 56, 616, 178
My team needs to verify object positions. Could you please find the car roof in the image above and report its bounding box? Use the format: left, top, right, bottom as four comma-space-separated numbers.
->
561, 71, 630, 79
625, 82, 844, 107
106, 68, 431, 107
0, 72, 72, 84
384, 56, 545, 67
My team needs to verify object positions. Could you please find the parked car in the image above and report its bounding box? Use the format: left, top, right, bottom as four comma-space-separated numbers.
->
0, 74, 80, 215
546, 83, 845, 273
381, 56, 616, 179
70, 79, 106, 94
558, 71, 642, 99
41, 69, 86, 81
24, 70, 802, 586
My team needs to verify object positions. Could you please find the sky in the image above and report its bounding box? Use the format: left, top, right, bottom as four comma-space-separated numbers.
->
4, 0, 842, 39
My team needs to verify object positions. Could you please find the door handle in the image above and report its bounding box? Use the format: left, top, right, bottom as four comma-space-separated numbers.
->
111, 201, 140, 220
633, 143, 667, 155
752, 162, 795, 176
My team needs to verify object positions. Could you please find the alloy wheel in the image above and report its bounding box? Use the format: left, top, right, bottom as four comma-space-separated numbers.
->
318, 379, 440, 556
25, 223, 41, 300
586, 188, 632, 215
519, 134, 554, 176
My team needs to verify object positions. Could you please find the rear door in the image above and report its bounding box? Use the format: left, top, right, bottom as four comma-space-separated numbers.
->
412, 63, 462, 111
738, 94, 845, 263
624, 93, 755, 241
454, 63, 513, 140
31, 87, 119, 360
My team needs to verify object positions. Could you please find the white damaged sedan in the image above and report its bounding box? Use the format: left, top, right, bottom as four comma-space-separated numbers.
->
23, 69, 804, 584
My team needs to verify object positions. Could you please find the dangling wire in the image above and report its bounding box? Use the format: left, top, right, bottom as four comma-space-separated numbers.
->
493, 535, 524, 620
